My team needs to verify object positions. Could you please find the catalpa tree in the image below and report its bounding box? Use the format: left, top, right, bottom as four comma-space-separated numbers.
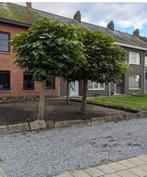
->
12, 18, 85, 119
77, 30, 128, 112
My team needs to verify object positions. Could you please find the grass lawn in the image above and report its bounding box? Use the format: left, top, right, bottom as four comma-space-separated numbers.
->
88, 94, 147, 112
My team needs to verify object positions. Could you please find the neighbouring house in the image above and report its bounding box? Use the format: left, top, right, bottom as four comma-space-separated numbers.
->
0, 2, 147, 100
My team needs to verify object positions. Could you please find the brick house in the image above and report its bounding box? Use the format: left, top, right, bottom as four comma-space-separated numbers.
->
0, 2, 147, 99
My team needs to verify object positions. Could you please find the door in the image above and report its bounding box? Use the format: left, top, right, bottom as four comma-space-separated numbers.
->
116, 78, 125, 94
69, 81, 79, 96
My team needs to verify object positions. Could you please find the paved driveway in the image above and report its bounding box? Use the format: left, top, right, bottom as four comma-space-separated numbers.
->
1, 118, 147, 177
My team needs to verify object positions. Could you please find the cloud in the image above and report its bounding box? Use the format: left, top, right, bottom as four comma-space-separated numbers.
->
16, 2, 147, 34
118, 20, 133, 28
97, 21, 107, 27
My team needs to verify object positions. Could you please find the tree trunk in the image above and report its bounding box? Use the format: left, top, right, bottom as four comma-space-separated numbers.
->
38, 81, 46, 120
66, 80, 70, 104
81, 79, 88, 113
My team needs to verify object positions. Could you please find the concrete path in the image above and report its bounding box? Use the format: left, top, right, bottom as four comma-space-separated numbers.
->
54, 155, 147, 177
0, 168, 7, 177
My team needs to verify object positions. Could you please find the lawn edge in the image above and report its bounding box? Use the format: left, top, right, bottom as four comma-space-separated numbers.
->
70, 99, 140, 113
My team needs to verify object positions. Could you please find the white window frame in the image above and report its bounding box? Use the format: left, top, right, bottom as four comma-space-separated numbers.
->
88, 81, 105, 90
129, 52, 140, 65
145, 56, 147, 66
129, 75, 141, 90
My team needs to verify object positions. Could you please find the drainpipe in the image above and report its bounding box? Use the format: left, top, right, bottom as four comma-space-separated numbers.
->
144, 51, 146, 93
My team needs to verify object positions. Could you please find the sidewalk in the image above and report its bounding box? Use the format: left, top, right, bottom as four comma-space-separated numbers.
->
0, 168, 7, 177
54, 155, 147, 177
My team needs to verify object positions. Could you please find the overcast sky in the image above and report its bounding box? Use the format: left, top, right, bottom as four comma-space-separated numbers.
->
18, 2, 147, 36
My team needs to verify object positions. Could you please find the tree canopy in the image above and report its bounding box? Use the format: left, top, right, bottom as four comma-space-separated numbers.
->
12, 18, 85, 81
77, 30, 128, 83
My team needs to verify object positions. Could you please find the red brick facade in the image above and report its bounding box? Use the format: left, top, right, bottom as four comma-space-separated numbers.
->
0, 22, 60, 97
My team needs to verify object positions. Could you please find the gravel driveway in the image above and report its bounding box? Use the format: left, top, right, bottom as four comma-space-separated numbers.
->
1, 118, 147, 177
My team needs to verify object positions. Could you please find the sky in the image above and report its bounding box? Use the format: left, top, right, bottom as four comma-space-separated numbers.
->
17, 2, 147, 37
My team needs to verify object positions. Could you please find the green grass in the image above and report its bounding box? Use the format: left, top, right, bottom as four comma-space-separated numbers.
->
88, 94, 147, 112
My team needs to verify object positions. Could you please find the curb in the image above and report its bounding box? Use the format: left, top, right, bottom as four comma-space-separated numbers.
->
0, 111, 146, 134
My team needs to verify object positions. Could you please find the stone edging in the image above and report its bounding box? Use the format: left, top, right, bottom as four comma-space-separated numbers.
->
0, 111, 147, 134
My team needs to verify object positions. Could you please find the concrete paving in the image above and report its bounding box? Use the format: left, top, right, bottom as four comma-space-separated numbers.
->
0, 168, 7, 177
54, 155, 147, 177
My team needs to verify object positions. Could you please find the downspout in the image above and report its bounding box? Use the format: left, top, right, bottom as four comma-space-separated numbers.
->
144, 51, 147, 93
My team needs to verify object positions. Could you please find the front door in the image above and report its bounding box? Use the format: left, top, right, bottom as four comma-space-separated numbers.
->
116, 78, 125, 94
69, 81, 79, 96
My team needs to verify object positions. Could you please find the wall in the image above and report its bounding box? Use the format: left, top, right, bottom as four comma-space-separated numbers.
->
123, 47, 145, 95
60, 46, 145, 97
0, 22, 60, 97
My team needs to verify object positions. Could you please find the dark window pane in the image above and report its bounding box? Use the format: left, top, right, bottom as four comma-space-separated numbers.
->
23, 73, 34, 90
0, 71, 10, 90
46, 78, 55, 90
0, 32, 9, 52
146, 73, 147, 80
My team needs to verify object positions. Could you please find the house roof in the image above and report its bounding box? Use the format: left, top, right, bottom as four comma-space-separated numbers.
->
0, 2, 147, 50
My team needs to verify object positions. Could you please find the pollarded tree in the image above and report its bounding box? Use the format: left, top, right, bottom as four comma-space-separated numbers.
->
12, 18, 85, 120
78, 30, 128, 113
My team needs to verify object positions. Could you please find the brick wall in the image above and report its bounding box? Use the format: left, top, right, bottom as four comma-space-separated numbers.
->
0, 22, 60, 97
123, 47, 145, 95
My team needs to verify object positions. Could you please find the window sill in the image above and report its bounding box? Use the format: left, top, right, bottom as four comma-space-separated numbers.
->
23, 90, 35, 92
129, 64, 141, 66
0, 52, 11, 55
88, 89, 105, 91
46, 89, 56, 91
0, 90, 11, 93
129, 88, 140, 90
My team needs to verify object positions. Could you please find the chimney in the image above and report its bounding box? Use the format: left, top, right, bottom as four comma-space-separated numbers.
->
73, 11, 81, 22
107, 21, 114, 31
133, 29, 140, 37
26, 2, 32, 9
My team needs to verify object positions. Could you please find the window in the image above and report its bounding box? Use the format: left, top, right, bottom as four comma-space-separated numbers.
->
129, 75, 141, 89
23, 73, 34, 90
145, 73, 147, 80
129, 52, 140, 65
0, 32, 10, 52
46, 78, 55, 90
0, 71, 10, 90
88, 80, 105, 90
145, 56, 147, 66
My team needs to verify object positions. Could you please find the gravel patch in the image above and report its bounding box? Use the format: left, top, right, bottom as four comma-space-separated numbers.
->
0, 118, 147, 177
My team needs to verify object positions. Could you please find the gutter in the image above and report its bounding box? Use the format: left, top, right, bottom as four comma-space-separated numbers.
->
115, 42, 147, 51
0, 18, 31, 28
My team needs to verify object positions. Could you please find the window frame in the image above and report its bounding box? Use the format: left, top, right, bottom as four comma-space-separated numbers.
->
145, 56, 147, 66
0, 31, 10, 53
145, 72, 147, 80
129, 75, 141, 90
128, 51, 140, 65
0, 70, 10, 91
23, 73, 35, 91
88, 81, 105, 90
